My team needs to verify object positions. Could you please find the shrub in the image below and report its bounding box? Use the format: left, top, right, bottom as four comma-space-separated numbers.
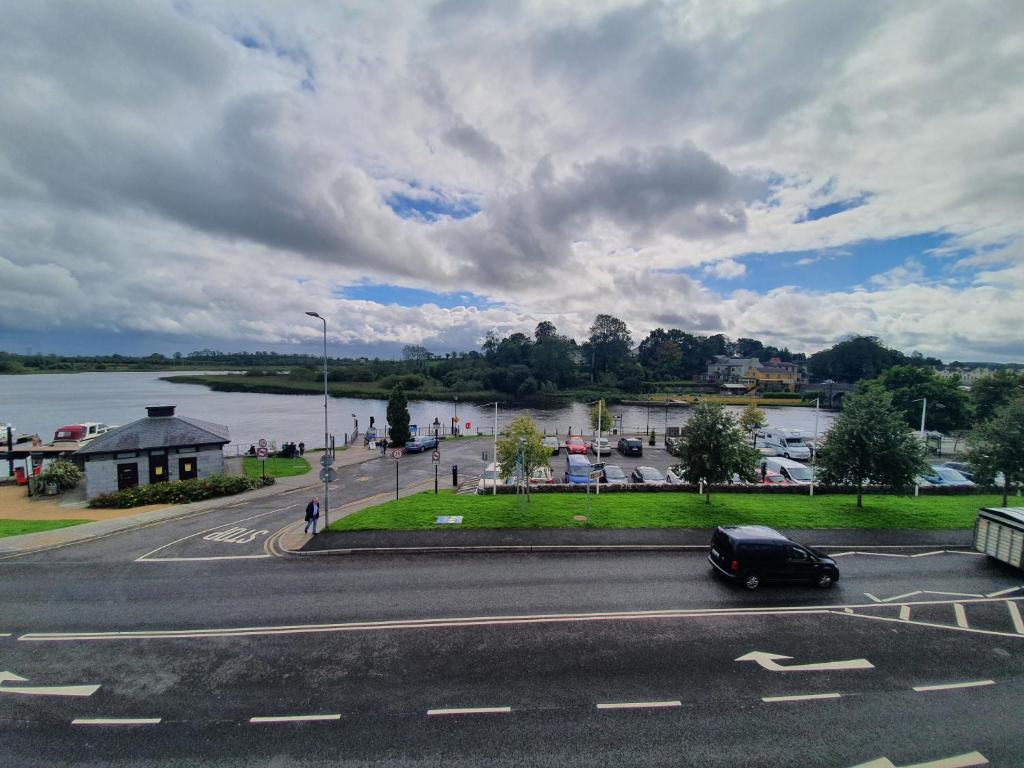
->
88, 474, 272, 508
32, 460, 83, 493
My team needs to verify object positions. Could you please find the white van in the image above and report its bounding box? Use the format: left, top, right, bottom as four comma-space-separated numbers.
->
763, 457, 813, 485
756, 429, 812, 460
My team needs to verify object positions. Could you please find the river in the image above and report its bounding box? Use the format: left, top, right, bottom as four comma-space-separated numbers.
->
0, 371, 835, 469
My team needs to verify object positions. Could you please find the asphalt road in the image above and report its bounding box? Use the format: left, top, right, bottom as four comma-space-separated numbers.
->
1, 439, 1022, 766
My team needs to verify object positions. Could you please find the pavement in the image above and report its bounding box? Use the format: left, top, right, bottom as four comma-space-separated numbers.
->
1, 437, 1021, 766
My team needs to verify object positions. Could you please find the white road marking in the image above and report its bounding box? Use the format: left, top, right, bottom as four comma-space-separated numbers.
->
830, 552, 855, 557
987, 586, 1023, 598
899, 605, 911, 621
736, 651, 874, 672
910, 551, 945, 558
20, 597, 1024, 643
851, 750, 989, 768
134, 505, 297, 562
953, 603, 969, 628
72, 717, 161, 726
138, 555, 272, 562
864, 593, 882, 602
883, 591, 922, 602
921, 590, 983, 599
762, 693, 841, 703
912, 680, 994, 693
1007, 600, 1024, 634
834, 609, 1024, 639
426, 707, 511, 716
0, 633, 10, 637
596, 700, 681, 710
943, 550, 986, 556
855, 552, 911, 558
0, 671, 100, 697
250, 714, 341, 723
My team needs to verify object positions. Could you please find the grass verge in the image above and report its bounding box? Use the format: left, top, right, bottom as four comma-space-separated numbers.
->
243, 456, 311, 479
0, 519, 90, 538
327, 491, 1003, 532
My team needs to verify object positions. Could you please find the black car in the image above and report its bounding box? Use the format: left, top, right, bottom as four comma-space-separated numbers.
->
617, 437, 643, 457
600, 464, 628, 485
707, 525, 839, 590
630, 466, 665, 484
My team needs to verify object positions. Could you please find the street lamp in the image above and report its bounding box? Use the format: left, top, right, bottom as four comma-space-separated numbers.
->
306, 311, 330, 528
453, 396, 459, 436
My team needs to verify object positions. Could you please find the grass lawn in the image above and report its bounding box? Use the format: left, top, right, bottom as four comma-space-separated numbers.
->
327, 490, 1005, 532
0, 519, 90, 538
242, 456, 311, 479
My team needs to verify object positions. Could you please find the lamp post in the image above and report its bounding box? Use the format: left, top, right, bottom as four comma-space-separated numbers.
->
453, 396, 459, 437
810, 397, 819, 497
912, 397, 927, 497
306, 311, 330, 528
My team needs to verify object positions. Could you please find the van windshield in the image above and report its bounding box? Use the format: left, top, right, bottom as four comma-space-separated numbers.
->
786, 466, 813, 481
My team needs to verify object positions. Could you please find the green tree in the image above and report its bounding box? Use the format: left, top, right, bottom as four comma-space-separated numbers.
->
496, 416, 551, 497
676, 403, 760, 504
386, 384, 411, 446
967, 395, 1024, 507
862, 365, 972, 434
530, 333, 577, 388
972, 371, 1024, 423
816, 390, 928, 508
808, 336, 906, 382
738, 403, 768, 446
534, 321, 557, 341
586, 314, 633, 378
589, 399, 613, 434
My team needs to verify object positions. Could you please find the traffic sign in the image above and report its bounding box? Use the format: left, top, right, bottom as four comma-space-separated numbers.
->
391, 449, 403, 459
258, 438, 268, 449
431, 450, 440, 462
465, 421, 471, 430
319, 468, 337, 483
320, 454, 334, 467
255, 447, 268, 461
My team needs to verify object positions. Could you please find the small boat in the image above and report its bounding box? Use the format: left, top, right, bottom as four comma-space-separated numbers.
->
52, 422, 117, 444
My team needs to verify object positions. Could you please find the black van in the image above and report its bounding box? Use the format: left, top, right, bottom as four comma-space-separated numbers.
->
708, 526, 839, 590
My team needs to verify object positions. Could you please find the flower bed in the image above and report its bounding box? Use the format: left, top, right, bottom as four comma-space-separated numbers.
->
88, 475, 274, 508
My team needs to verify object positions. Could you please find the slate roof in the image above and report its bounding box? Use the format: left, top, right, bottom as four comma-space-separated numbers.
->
74, 414, 230, 456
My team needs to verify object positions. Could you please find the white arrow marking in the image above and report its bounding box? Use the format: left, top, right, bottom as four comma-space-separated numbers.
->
735, 651, 874, 672
850, 750, 988, 768
0, 671, 100, 697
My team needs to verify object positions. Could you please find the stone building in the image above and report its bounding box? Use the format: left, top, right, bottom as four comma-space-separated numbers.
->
74, 405, 230, 499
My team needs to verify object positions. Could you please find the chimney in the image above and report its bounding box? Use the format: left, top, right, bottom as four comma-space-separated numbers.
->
146, 405, 176, 418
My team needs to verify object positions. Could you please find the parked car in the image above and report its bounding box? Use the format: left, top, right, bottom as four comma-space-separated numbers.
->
529, 465, 555, 485
708, 525, 839, 590
762, 457, 813, 485
404, 435, 439, 453
666, 465, 687, 484
664, 435, 683, 453
543, 436, 561, 455
917, 465, 975, 487
630, 466, 665, 484
617, 437, 643, 457
565, 453, 593, 484
758, 471, 792, 486
477, 462, 504, 493
600, 464, 628, 485
943, 461, 1005, 487
566, 436, 588, 455
589, 437, 612, 456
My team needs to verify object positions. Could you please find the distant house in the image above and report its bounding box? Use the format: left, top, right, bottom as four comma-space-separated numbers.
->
74, 405, 230, 499
702, 356, 805, 392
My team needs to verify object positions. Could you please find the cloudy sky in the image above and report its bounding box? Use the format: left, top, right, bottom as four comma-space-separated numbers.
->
2, 0, 1023, 362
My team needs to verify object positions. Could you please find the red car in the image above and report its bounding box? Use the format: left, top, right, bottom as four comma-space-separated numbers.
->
565, 436, 588, 455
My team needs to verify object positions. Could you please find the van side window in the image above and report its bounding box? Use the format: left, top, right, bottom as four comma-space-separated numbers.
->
789, 547, 808, 560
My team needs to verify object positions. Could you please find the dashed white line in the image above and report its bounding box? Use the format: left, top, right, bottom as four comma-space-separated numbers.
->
250, 714, 341, 723
141, 555, 272, 562
953, 603, 969, 628
912, 680, 994, 693
596, 700, 681, 710
762, 693, 841, 703
1007, 600, 1024, 634
426, 707, 511, 716
72, 717, 162, 726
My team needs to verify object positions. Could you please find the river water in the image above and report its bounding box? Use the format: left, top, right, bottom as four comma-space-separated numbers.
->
0, 371, 835, 466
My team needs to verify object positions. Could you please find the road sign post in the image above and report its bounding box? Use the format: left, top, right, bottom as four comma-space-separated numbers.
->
255, 446, 269, 480
391, 448, 402, 500
431, 450, 441, 495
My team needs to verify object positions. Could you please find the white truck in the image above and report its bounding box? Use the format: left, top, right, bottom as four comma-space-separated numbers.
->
974, 507, 1024, 569
755, 428, 812, 460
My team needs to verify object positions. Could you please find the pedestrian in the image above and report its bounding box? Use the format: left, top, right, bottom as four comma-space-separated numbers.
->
304, 496, 320, 535
298, 441, 305, 456
379, 436, 388, 456
247, 444, 256, 456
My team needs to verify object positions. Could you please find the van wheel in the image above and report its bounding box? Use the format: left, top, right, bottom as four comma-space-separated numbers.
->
743, 572, 761, 590
817, 574, 833, 588
783, 453, 790, 459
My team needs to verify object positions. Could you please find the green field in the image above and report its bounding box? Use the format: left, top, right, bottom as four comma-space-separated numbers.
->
242, 456, 311, 479
327, 491, 1004, 532
0, 520, 90, 538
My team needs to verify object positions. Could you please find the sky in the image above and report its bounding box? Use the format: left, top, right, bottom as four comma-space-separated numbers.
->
1, 0, 1023, 362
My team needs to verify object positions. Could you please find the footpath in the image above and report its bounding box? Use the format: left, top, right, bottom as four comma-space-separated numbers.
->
285, 524, 974, 556
0, 447, 381, 557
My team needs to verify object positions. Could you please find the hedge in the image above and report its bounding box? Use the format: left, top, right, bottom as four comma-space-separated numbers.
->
88, 474, 274, 508
495, 482, 1006, 496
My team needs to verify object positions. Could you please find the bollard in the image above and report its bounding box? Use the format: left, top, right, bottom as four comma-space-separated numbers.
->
452, 464, 458, 487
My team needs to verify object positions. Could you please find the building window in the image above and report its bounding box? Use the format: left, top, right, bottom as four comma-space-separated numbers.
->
178, 457, 198, 480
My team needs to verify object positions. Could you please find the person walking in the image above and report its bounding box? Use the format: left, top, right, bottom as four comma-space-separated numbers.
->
304, 496, 321, 535
379, 436, 388, 457
298, 441, 305, 456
